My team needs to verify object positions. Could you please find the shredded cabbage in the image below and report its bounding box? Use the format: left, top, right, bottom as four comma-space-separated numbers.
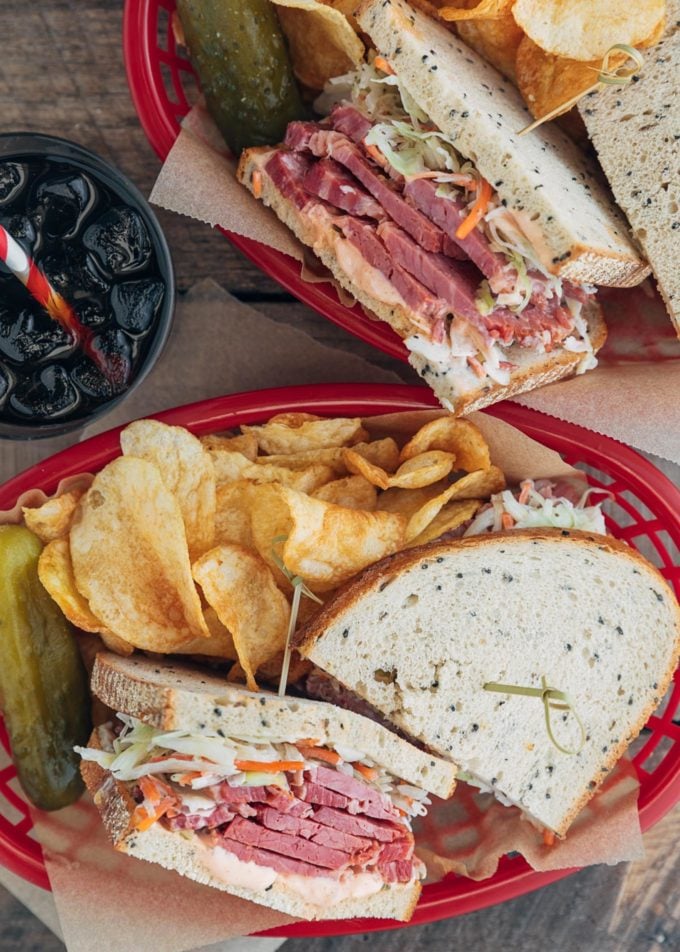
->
464, 479, 607, 537
76, 716, 430, 820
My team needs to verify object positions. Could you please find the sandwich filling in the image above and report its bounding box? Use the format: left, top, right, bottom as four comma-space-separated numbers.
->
78, 718, 428, 905
249, 57, 598, 399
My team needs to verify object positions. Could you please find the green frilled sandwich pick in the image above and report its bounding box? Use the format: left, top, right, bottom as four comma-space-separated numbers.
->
177, 0, 306, 155
0, 525, 91, 810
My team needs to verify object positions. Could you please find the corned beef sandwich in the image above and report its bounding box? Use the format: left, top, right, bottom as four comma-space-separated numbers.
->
78, 653, 457, 922
238, 0, 650, 415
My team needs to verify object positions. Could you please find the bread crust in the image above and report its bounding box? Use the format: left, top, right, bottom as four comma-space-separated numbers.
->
81, 728, 422, 922
238, 149, 607, 416
295, 529, 680, 837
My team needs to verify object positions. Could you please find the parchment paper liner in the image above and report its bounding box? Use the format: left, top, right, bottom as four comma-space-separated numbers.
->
150, 107, 680, 464
0, 407, 647, 951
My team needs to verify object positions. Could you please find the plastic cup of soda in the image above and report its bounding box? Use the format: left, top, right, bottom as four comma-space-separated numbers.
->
0, 133, 174, 439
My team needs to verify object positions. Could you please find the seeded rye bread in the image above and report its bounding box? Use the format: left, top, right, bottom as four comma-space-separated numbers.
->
89, 653, 457, 796
579, 9, 680, 334
296, 530, 680, 837
82, 654, 459, 921
238, 147, 607, 416
356, 0, 649, 286
82, 731, 420, 921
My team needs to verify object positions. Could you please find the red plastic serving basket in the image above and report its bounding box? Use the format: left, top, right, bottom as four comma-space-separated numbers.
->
0, 385, 679, 938
122, 0, 411, 361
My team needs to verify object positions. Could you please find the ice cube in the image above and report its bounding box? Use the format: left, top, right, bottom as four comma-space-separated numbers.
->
32, 172, 96, 240
71, 358, 116, 401
0, 306, 73, 365
74, 297, 107, 328
10, 364, 80, 419
83, 206, 152, 276
42, 246, 110, 296
0, 162, 27, 207
111, 278, 164, 337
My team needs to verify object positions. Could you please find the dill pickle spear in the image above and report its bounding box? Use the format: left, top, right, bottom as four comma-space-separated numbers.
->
177, 0, 305, 154
0, 525, 90, 811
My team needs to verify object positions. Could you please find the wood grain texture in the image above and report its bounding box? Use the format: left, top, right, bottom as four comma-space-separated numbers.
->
0, 1, 677, 951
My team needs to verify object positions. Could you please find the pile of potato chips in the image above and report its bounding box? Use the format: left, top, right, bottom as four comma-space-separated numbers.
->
435, 0, 665, 121
23, 412, 505, 691
269, 0, 665, 127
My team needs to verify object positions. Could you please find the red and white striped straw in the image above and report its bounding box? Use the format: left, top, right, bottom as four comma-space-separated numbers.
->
0, 223, 60, 313
0, 224, 127, 387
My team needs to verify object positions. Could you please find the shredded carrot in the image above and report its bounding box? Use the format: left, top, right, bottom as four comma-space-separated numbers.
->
296, 738, 321, 747
132, 797, 176, 832
373, 55, 395, 75
234, 760, 302, 773
455, 179, 492, 240
543, 829, 556, 847
297, 746, 341, 766
467, 355, 486, 379
365, 144, 388, 168
518, 481, 532, 505
139, 774, 175, 801
147, 753, 194, 764
252, 170, 263, 199
176, 771, 205, 786
501, 513, 515, 530
353, 762, 378, 782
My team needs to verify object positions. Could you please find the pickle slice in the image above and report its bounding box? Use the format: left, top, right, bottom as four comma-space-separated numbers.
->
0, 525, 91, 811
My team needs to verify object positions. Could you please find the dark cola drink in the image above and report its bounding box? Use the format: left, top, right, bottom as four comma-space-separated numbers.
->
0, 152, 169, 429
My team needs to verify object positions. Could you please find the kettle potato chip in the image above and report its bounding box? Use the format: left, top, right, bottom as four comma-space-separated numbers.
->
22, 488, 86, 544
516, 36, 628, 120
400, 417, 491, 472
249, 484, 406, 592
439, 0, 514, 22
272, 0, 365, 90
512, 0, 664, 61
243, 415, 367, 454
193, 544, 290, 690
406, 499, 482, 548
312, 475, 378, 510
455, 15, 524, 81
201, 431, 259, 461
70, 457, 210, 652
121, 419, 216, 561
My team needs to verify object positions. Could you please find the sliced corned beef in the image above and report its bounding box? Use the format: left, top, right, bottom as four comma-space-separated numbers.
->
404, 178, 512, 289
264, 151, 316, 211
378, 839, 414, 863
293, 129, 445, 253
338, 218, 449, 329
219, 837, 337, 878
257, 807, 376, 856
165, 804, 235, 832
216, 784, 269, 804
311, 805, 405, 842
377, 221, 497, 324
224, 817, 352, 869
379, 860, 415, 883
303, 158, 385, 220
329, 104, 374, 143
312, 766, 395, 813
300, 781, 351, 810
265, 787, 314, 817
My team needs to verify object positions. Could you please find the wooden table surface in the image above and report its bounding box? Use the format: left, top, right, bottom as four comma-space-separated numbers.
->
0, 2, 678, 950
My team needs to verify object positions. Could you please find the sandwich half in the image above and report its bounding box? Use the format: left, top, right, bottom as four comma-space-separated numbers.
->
296, 530, 680, 837
238, 0, 649, 414
78, 653, 457, 922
